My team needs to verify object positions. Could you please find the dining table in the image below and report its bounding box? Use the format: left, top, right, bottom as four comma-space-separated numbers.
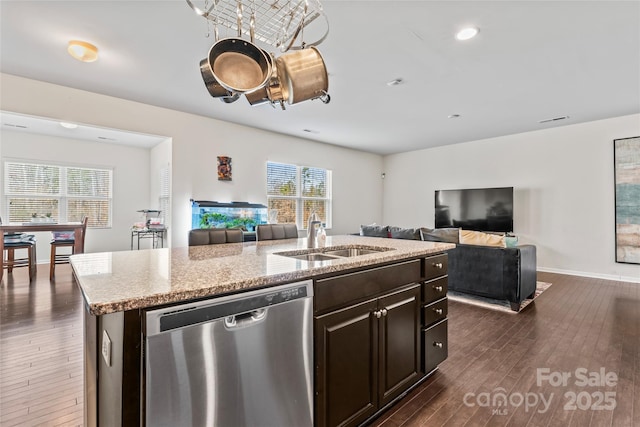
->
1, 222, 85, 282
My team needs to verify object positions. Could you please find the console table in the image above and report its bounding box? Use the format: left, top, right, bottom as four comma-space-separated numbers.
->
131, 228, 166, 250
1, 222, 85, 282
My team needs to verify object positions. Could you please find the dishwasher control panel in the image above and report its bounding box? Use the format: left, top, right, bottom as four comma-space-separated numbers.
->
144, 280, 314, 336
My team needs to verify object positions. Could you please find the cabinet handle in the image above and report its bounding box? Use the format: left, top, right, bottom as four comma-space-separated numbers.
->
434, 308, 443, 315
381, 308, 388, 317
374, 310, 382, 319
434, 286, 443, 292
433, 262, 443, 269
434, 342, 443, 349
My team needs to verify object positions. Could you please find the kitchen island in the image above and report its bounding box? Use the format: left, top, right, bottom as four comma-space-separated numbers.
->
72, 235, 455, 427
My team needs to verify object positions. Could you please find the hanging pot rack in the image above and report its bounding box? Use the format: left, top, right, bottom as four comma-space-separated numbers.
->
189, 0, 331, 108
186, 0, 329, 51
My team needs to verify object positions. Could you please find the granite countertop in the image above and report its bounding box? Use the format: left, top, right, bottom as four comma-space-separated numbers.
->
71, 235, 455, 315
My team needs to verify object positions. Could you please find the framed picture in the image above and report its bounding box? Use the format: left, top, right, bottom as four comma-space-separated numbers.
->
217, 156, 232, 181
614, 136, 640, 264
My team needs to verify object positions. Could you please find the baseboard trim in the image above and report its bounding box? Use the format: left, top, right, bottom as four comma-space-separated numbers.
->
538, 267, 640, 284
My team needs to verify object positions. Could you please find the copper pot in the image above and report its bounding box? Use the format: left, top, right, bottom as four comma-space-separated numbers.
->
276, 47, 329, 105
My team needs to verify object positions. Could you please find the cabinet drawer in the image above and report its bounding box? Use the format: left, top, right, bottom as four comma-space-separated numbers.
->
423, 254, 448, 280
422, 277, 448, 304
422, 298, 447, 327
423, 319, 448, 374
315, 259, 421, 314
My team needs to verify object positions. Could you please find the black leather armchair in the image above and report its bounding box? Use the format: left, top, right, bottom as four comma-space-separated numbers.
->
447, 244, 537, 311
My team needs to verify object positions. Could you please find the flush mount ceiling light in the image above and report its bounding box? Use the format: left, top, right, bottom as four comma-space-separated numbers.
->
455, 27, 479, 41
67, 40, 98, 62
60, 122, 78, 129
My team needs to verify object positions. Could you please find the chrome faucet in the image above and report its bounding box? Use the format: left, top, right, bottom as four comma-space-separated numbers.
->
307, 212, 321, 248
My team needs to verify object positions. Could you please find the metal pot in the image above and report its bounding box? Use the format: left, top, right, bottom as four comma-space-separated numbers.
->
199, 58, 240, 103
276, 47, 329, 105
208, 37, 271, 93
245, 52, 277, 106
244, 52, 291, 108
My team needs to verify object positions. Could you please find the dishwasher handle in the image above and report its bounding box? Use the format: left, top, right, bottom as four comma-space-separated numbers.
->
224, 308, 267, 330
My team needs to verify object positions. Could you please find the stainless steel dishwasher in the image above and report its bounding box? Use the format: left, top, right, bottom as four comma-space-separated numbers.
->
144, 280, 314, 427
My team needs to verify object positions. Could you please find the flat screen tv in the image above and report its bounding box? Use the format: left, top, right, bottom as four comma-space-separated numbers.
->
435, 187, 514, 232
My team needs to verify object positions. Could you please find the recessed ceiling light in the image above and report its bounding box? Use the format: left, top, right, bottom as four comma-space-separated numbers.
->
455, 27, 479, 41
60, 122, 78, 129
67, 40, 99, 62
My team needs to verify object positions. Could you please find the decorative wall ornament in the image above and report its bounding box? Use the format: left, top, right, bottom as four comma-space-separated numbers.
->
217, 156, 232, 181
614, 136, 640, 264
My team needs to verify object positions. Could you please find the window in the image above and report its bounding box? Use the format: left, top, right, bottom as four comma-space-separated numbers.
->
4, 160, 113, 227
158, 166, 170, 227
267, 162, 332, 229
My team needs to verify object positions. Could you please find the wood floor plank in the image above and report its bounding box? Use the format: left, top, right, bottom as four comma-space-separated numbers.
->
1, 266, 638, 427
376, 272, 638, 427
1, 265, 83, 426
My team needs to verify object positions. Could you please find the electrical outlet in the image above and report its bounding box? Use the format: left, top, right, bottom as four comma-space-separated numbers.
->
101, 330, 112, 367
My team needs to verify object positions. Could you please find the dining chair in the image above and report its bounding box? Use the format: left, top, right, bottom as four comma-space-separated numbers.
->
3, 234, 37, 282
49, 216, 88, 280
255, 224, 299, 241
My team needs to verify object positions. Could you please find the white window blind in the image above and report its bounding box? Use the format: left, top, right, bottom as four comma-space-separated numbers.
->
4, 161, 113, 227
158, 166, 170, 227
266, 162, 332, 229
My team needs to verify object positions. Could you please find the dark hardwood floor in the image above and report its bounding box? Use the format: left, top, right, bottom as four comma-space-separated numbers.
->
1, 268, 638, 426
1, 264, 83, 427
372, 272, 640, 427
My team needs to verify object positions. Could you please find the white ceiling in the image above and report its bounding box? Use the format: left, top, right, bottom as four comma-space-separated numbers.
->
1, 0, 639, 155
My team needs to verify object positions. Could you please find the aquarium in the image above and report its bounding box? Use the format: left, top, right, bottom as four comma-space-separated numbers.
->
191, 200, 268, 231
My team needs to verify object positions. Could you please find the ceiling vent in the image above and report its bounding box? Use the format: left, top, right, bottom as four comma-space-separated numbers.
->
538, 116, 570, 124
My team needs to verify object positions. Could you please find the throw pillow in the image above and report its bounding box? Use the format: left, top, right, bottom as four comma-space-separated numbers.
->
360, 224, 389, 237
420, 227, 460, 243
459, 229, 506, 248
389, 226, 421, 240
504, 235, 519, 248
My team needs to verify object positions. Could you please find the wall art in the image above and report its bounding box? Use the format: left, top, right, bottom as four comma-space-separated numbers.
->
614, 136, 640, 264
217, 156, 232, 181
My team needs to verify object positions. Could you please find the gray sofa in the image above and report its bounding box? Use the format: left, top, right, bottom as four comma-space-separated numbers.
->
360, 225, 537, 311
188, 228, 243, 245
447, 243, 537, 311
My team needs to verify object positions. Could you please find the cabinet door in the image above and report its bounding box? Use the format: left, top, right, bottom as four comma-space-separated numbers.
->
378, 284, 421, 407
315, 298, 378, 427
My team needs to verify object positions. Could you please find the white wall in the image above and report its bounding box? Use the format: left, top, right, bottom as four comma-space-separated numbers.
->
150, 138, 172, 246
382, 114, 640, 282
0, 130, 150, 261
0, 73, 384, 248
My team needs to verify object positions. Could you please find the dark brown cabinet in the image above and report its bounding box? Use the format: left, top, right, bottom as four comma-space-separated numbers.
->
422, 253, 449, 374
315, 284, 421, 427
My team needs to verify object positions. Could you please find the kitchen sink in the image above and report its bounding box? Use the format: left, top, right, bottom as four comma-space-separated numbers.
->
275, 246, 393, 263
287, 253, 342, 262
323, 248, 384, 257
